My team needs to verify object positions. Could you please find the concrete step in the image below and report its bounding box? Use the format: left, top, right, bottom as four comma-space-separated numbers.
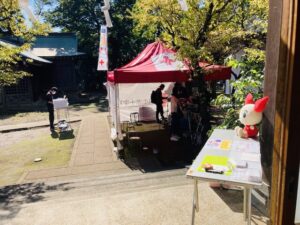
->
21, 168, 190, 204
61, 167, 187, 186
0, 168, 269, 225
21, 161, 131, 183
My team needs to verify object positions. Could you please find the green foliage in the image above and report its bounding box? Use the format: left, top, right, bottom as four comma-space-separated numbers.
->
130, 0, 268, 136
130, 0, 268, 65
209, 0, 268, 129
0, 0, 50, 86
44, 0, 103, 56
212, 48, 266, 129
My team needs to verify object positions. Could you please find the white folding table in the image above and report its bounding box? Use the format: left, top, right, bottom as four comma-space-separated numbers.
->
186, 129, 263, 225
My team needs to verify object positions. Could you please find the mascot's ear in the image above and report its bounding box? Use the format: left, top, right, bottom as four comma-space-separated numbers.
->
254, 96, 269, 112
245, 93, 255, 104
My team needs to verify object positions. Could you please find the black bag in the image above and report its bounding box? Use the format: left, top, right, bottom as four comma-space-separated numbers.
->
151, 90, 157, 104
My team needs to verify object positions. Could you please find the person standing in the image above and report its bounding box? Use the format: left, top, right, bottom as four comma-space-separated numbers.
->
46, 87, 58, 131
170, 82, 190, 141
154, 84, 167, 123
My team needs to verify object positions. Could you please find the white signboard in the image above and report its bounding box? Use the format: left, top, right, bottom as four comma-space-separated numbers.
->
97, 25, 108, 71
118, 83, 174, 121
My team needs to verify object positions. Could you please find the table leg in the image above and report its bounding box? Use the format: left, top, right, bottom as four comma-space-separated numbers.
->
191, 179, 199, 225
195, 180, 199, 212
247, 187, 252, 225
244, 188, 248, 221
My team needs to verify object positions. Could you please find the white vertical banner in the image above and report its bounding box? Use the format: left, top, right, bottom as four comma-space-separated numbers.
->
178, 0, 188, 11
97, 25, 108, 71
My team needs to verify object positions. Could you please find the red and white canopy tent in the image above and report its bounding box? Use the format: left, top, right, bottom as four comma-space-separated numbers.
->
106, 42, 231, 141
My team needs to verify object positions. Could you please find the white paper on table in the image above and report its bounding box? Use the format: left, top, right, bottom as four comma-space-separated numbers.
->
231, 140, 260, 154
240, 153, 261, 162
230, 167, 262, 183
247, 161, 261, 170
230, 168, 248, 181
211, 165, 229, 172
246, 169, 262, 183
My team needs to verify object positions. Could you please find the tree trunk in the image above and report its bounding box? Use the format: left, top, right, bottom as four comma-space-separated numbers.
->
192, 66, 211, 145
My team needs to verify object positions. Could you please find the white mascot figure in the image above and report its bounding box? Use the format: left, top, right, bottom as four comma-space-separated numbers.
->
235, 93, 269, 138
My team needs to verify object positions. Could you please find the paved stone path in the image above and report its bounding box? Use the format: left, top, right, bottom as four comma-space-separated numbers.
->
70, 114, 117, 166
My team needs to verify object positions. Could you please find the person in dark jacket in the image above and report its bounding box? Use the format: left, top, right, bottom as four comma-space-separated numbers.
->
154, 84, 168, 123
46, 87, 58, 131
170, 82, 190, 141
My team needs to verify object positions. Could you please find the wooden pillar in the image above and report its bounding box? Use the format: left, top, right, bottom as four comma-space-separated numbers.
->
261, 0, 283, 177
264, 0, 300, 224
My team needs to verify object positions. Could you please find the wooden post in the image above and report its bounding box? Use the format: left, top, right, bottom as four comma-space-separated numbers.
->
264, 0, 300, 224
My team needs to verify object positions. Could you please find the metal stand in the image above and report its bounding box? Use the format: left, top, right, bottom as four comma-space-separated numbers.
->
130, 112, 139, 125
55, 107, 72, 132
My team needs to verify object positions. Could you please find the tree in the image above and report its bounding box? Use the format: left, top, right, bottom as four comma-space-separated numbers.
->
212, 49, 266, 129
130, 0, 268, 137
131, 0, 268, 65
45, 0, 147, 68
130, 0, 240, 135
43, 0, 147, 90
45, 0, 103, 57
109, 0, 148, 68
0, 0, 50, 86
211, 0, 268, 130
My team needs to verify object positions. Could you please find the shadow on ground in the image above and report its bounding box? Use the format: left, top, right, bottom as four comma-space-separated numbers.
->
120, 122, 200, 173
69, 94, 108, 113
0, 182, 73, 220
212, 187, 268, 221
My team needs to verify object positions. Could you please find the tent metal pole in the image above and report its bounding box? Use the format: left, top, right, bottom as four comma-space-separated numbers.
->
115, 83, 123, 151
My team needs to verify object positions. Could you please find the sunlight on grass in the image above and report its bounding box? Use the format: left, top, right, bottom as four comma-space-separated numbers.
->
0, 130, 77, 186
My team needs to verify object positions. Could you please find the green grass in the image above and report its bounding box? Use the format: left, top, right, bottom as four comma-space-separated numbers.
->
0, 131, 77, 187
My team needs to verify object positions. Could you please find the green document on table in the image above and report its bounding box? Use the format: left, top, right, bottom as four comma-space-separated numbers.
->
197, 155, 232, 176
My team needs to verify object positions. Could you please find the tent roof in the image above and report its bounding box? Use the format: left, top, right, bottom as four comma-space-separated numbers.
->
109, 42, 231, 83
200, 62, 232, 81
113, 42, 190, 83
